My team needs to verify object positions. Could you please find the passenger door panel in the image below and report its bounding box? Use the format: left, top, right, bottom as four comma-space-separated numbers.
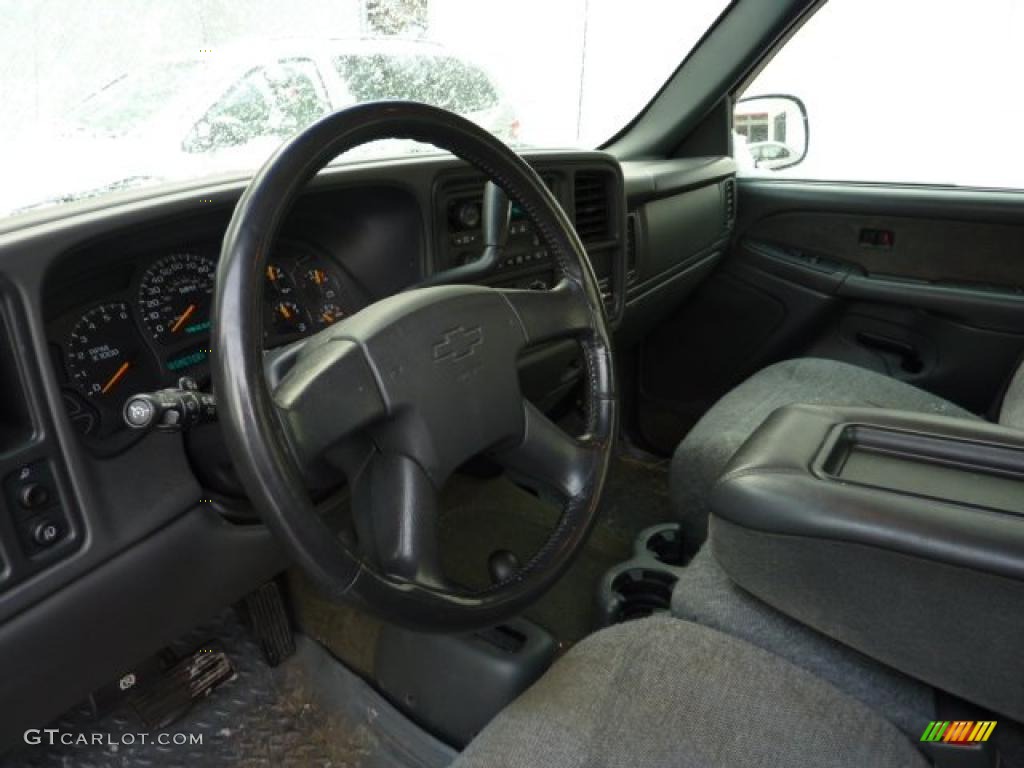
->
637, 181, 1024, 452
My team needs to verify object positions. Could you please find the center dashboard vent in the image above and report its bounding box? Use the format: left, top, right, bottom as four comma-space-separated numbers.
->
574, 171, 612, 243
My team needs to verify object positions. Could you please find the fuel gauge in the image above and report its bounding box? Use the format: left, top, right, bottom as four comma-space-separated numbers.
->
315, 303, 346, 327
270, 301, 309, 335
265, 264, 296, 296
302, 266, 339, 301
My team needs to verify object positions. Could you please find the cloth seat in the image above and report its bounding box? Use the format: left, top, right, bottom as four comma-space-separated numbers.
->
670, 357, 983, 549
452, 616, 928, 768
671, 545, 935, 739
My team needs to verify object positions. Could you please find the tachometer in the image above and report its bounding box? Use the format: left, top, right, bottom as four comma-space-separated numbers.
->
66, 303, 159, 402
138, 252, 216, 345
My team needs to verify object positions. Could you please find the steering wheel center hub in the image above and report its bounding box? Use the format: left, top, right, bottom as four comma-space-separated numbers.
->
318, 285, 528, 484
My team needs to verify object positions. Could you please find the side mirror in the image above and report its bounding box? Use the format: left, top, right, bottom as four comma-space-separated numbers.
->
734, 94, 809, 172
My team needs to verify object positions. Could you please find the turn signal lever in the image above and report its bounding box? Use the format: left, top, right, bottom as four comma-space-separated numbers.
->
481, 180, 512, 263
123, 376, 216, 433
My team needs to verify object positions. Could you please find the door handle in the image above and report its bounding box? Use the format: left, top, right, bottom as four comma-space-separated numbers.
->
855, 331, 924, 374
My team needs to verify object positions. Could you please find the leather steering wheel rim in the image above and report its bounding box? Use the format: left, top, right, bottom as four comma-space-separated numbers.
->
213, 101, 616, 632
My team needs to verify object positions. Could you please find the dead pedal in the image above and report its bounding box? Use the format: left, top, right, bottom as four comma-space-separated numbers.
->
90, 644, 235, 730
130, 645, 235, 729
242, 579, 295, 667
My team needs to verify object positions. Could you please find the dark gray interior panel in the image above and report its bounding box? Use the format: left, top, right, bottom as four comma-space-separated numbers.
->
622, 157, 737, 204
736, 180, 1024, 230
642, 184, 727, 281
638, 178, 1024, 453
827, 426, 1024, 515
612, 165, 736, 360
711, 403, 1024, 721
0, 508, 285, 747
749, 210, 1024, 287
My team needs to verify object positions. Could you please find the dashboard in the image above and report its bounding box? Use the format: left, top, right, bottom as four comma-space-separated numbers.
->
0, 148, 736, 746
40, 158, 634, 450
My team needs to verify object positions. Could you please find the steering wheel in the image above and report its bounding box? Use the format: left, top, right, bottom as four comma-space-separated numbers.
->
212, 102, 616, 632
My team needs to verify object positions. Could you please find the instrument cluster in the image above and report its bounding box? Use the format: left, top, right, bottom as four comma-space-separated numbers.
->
50, 244, 360, 441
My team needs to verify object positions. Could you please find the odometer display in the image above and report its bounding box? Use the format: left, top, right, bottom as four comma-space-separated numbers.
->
138, 252, 215, 345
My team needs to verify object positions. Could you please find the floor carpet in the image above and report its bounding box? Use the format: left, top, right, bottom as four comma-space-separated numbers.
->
293, 451, 674, 666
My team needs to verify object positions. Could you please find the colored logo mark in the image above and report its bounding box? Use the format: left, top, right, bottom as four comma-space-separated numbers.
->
920, 721, 996, 744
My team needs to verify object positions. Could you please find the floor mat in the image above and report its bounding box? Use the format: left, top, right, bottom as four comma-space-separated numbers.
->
3, 609, 454, 768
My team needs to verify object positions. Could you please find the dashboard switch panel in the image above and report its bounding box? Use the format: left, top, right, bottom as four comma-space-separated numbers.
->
5, 462, 56, 516
4, 461, 70, 557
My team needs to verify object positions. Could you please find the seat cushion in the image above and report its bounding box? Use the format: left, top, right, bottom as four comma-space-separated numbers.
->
452, 617, 927, 768
670, 357, 978, 549
671, 545, 935, 739
1000, 358, 1024, 429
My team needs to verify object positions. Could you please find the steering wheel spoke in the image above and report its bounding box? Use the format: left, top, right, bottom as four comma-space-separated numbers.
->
494, 400, 601, 504
350, 452, 445, 587
499, 281, 594, 348
270, 337, 387, 468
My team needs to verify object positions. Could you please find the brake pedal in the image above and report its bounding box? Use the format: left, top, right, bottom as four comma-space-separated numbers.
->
242, 580, 296, 666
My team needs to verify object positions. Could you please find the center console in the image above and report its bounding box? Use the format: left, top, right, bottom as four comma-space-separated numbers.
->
709, 404, 1024, 722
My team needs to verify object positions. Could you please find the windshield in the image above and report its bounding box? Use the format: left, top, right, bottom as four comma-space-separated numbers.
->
0, 0, 730, 219
73, 62, 206, 136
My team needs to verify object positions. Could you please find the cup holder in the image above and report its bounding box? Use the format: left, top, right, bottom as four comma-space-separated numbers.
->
597, 523, 689, 627
605, 568, 679, 623
644, 525, 688, 566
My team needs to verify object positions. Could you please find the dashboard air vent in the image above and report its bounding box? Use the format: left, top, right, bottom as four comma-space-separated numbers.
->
574, 172, 611, 243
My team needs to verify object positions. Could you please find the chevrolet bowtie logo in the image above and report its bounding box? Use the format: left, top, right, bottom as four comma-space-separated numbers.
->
433, 326, 484, 363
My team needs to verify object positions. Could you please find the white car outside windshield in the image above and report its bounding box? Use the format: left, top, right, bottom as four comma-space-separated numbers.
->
0, 0, 729, 219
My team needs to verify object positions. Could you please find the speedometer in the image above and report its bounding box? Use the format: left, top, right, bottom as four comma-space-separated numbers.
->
138, 252, 215, 345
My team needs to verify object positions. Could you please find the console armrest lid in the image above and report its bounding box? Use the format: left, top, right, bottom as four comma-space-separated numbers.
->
709, 403, 1024, 722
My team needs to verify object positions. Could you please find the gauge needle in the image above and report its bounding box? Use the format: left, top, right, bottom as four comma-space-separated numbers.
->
278, 304, 292, 319
321, 310, 335, 324
171, 304, 197, 334
101, 361, 132, 395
